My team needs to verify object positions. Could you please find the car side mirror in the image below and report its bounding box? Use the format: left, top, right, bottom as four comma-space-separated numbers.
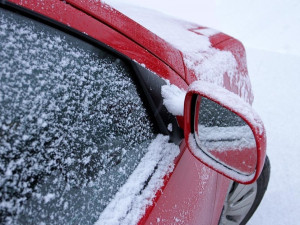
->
184, 81, 266, 184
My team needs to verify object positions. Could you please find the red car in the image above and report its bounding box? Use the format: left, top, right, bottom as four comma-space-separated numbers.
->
0, 1, 270, 225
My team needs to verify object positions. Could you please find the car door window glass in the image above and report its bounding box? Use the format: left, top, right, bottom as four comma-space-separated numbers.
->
0, 8, 156, 225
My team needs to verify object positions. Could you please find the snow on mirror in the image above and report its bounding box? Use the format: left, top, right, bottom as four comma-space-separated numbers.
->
194, 96, 257, 175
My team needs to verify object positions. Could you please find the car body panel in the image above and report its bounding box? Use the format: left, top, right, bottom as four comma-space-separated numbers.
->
142, 143, 230, 225
2, 1, 255, 224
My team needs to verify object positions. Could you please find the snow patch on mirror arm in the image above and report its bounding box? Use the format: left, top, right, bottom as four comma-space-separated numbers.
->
161, 81, 186, 116
96, 135, 180, 225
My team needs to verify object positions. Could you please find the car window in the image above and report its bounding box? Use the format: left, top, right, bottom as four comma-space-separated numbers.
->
0, 8, 156, 225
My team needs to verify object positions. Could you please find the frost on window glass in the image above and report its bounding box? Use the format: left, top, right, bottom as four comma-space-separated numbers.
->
0, 9, 156, 225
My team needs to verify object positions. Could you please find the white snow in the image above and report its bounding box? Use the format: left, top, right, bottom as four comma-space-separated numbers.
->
43, 193, 55, 203
184, 49, 238, 86
110, 0, 300, 224
161, 81, 186, 116
96, 135, 180, 225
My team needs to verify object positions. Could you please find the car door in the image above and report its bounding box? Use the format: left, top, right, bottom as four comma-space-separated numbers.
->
0, 2, 230, 225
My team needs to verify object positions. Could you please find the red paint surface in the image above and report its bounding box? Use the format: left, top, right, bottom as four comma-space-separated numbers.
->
144, 144, 228, 225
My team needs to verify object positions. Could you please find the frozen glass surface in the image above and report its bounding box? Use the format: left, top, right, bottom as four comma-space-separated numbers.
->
0, 8, 155, 225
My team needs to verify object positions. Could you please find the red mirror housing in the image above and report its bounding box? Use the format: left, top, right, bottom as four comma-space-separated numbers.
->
184, 81, 266, 184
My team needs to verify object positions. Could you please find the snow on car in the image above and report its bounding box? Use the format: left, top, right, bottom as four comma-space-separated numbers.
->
0, 1, 270, 225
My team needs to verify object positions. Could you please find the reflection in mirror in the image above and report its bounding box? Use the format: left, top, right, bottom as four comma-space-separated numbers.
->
194, 96, 257, 175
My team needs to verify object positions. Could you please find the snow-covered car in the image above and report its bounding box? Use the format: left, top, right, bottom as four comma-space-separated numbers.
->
0, 1, 270, 224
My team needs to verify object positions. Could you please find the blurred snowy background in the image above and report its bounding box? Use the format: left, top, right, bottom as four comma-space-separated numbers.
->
107, 0, 300, 224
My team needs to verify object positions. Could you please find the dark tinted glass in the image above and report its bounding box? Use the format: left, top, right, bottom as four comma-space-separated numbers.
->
0, 8, 155, 225
198, 97, 245, 127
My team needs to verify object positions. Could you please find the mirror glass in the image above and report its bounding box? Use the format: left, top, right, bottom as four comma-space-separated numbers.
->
194, 96, 257, 175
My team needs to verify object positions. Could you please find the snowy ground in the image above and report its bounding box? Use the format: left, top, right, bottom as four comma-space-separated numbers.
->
110, 0, 300, 224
